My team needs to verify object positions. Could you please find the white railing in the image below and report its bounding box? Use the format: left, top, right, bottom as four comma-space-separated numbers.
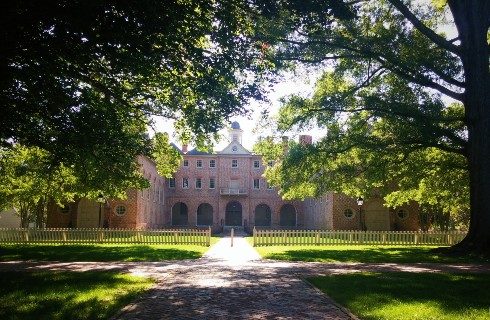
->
253, 228, 466, 247
220, 188, 248, 195
0, 228, 212, 246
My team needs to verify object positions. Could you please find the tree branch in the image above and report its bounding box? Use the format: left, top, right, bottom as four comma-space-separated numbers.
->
387, 0, 461, 55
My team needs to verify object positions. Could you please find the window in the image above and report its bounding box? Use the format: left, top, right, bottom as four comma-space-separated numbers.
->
232, 145, 238, 152
196, 159, 203, 168
268, 160, 274, 167
196, 178, 202, 189
253, 179, 260, 189
267, 182, 273, 190
182, 178, 189, 189
253, 160, 260, 168
232, 134, 238, 141
183, 159, 189, 167
209, 177, 215, 189
397, 209, 409, 220
209, 159, 216, 168
343, 208, 355, 219
115, 205, 127, 216
232, 159, 238, 168
168, 178, 176, 188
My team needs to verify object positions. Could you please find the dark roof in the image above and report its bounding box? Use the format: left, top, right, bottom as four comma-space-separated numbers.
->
231, 121, 240, 129
187, 148, 211, 155
169, 142, 182, 154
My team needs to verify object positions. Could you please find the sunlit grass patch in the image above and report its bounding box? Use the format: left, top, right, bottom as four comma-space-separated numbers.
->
0, 242, 216, 262
0, 271, 153, 320
309, 272, 490, 320
251, 243, 489, 264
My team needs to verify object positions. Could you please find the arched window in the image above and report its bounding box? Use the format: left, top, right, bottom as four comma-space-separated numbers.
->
197, 203, 213, 226
171, 202, 188, 226
279, 204, 296, 227
254, 204, 272, 227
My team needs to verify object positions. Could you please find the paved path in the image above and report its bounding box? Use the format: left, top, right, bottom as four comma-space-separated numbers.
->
2, 236, 489, 319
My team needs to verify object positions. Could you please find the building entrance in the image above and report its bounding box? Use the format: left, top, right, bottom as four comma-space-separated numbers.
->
225, 201, 242, 226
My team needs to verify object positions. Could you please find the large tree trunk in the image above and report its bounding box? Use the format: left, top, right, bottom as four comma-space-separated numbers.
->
449, 0, 490, 254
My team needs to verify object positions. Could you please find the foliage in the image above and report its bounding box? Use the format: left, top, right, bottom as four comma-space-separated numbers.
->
0, 145, 77, 227
0, 271, 153, 320
309, 272, 490, 320
250, 0, 485, 230
1, 0, 271, 194
150, 132, 182, 178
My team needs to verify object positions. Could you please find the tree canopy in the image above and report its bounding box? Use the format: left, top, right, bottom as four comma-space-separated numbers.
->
1, 0, 270, 195
251, 0, 488, 252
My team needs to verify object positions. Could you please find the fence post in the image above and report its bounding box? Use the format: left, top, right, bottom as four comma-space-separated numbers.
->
414, 233, 418, 245
23, 229, 29, 243
230, 228, 234, 247
316, 231, 320, 245
207, 226, 211, 246
253, 227, 256, 247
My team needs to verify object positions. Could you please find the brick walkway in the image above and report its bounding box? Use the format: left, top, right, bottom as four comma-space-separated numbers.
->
2, 236, 489, 320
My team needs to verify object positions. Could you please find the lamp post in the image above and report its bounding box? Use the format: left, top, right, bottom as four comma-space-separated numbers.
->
97, 193, 105, 228
357, 197, 365, 231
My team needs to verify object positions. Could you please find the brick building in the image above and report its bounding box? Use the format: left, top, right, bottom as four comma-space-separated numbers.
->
165, 121, 303, 232
47, 121, 419, 231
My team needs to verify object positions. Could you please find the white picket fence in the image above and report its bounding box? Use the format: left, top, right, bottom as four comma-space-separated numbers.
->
253, 228, 466, 247
0, 228, 212, 246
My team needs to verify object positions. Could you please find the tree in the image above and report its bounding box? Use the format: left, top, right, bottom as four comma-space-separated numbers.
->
0, 146, 77, 227
1, 0, 269, 193
252, 0, 488, 253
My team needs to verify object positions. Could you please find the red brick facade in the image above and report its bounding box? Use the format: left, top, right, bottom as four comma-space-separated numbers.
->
46, 124, 420, 231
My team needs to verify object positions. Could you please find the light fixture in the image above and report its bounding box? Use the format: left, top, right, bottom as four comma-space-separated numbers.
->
357, 197, 364, 206
97, 193, 105, 203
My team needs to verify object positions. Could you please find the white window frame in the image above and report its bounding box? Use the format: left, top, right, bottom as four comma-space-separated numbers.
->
253, 160, 260, 168
232, 159, 238, 168
209, 177, 215, 189
182, 177, 189, 189
195, 178, 202, 189
209, 159, 216, 168
169, 178, 176, 188
196, 159, 203, 168
253, 178, 260, 189
183, 159, 189, 167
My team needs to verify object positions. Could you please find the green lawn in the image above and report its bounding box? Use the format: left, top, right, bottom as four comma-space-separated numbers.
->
250, 242, 490, 264
0, 242, 216, 262
0, 271, 153, 320
309, 272, 490, 320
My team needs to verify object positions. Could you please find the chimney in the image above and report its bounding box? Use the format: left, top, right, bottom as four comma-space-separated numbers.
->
299, 135, 312, 145
281, 136, 289, 153
182, 144, 188, 154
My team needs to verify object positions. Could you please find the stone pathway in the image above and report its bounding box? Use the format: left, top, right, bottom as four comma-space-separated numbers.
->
2, 236, 489, 319
115, 235, 356, 320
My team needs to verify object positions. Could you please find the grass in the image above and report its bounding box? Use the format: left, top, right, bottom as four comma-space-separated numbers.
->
250, 242, 490, 264
0, 270, 153, 320
0, 241, 218, 262
309, 272, 490, 320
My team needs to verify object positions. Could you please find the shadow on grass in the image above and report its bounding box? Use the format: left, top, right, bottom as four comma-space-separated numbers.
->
262, 246, 490, 264
0, 244, 203, 262
309, 272, 490, 320
0, 271, 153, 320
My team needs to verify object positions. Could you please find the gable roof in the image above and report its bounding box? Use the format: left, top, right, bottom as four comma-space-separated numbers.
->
219, 141, 251, 155
187, 148, 211, 155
